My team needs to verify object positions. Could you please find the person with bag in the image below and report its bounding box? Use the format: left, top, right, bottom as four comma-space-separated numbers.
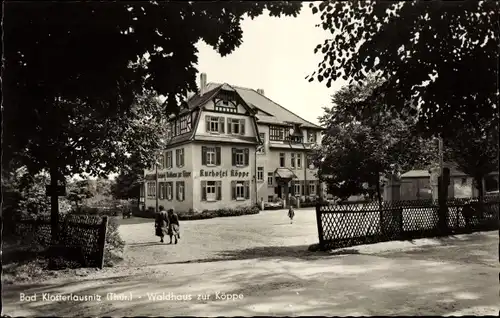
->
155, 206, 169, 243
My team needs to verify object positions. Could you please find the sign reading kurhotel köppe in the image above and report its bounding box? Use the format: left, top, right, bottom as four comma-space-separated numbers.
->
145, 169, 249, 180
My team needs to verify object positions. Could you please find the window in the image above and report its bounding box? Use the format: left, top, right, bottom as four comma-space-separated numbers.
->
259, 133, 266, 144
267, 172, 274, 186
270, 126, 284, 141
166, 151, 172, 168
257, 167, 264, 181
176, 181, 185, 201
166, 125, 172, 140
291, 153, 296, 168
232, 181, 249, 200
267, 195, 274, 202
294, 182, 301, 196
461, 178, 467, 186
176, 148, 184, 167
202, 146, 220, 166
158, 153, 165, 169
232, 148, 249, 166
201, 181, 222, 202
159, 182, 165, 199
309, 182, 316, 195
279, 153, 285, 168
166, 182, 173, 200
147, 182, 156, 198
296, 153, 302, 169
140, 184, 145, 198
308, 131, 317, 143
180, 115, 189, 134
206, 115, 225, 133
257, 133, 266, 154
307, 155, 314, 169
228, 118, 245, 135
175, 120, 181, 136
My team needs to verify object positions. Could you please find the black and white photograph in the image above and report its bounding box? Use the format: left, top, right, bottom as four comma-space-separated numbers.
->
2, 1, 499, 316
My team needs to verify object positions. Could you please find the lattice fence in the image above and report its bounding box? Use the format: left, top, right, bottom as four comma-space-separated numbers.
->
316, 196, 499, 250
14, 214, 108, 268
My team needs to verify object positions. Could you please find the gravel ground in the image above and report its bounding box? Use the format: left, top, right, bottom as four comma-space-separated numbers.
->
3, 209, 498, 316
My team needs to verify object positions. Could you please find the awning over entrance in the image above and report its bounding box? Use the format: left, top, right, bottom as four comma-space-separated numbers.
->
274, 168, 298, 180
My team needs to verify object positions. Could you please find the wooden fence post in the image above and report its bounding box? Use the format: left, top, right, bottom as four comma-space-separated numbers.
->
315, 203, 325, 250
97, 216, 108, 269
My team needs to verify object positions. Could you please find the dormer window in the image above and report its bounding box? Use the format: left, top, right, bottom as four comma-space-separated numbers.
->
308, 131, 317, 143
215, 91, 237, 113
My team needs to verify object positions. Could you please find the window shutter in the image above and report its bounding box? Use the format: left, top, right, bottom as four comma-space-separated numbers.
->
206, 116, 210, 132
231, 148, 236, 166
175, 150, 178, 168
201, 181, 207, 201
216, 181, 222, 200
202, 146, 207, 165
219, 117, 225, 133
227, 118, 232, 134
216, 147, 221, 165
240, 119, 245, 135
244, 148, 249, 166
181, 149, 184, 166
181, 182, 185, 201
245, 181, 250, 199
231, 181, 236, 200
176, 182, 179, 200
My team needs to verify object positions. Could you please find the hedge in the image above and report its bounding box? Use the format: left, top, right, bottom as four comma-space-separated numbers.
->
132, 206, 260, 220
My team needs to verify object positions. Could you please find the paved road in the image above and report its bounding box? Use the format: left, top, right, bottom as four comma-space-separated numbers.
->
3, 209, 498, 316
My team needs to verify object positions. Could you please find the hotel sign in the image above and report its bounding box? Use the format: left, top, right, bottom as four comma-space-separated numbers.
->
145, 170, 192, 180
200, 169, 250, 178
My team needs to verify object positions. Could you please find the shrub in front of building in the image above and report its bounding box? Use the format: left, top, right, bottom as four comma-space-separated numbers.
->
132, 205, 260, 220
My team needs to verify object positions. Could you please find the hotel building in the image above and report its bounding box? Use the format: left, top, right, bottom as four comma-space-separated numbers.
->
141, 73, 324, 212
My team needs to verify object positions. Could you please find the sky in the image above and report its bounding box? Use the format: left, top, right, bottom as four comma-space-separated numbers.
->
195, 7, 347, 125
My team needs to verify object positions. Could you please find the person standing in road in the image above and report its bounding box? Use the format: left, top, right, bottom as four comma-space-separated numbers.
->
288, 206, 295, 224
155, 205, 169, 243
167, 208, 180, 244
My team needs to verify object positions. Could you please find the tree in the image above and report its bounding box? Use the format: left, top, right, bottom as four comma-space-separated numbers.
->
111, 154, 144, 204
445, 120, 499, 200
66, 180, 96, 210
3, 1, 302, 244
316, 78, 438, 204
308, 1, 498, 138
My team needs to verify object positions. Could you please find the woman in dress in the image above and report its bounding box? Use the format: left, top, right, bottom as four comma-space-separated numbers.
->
155, 205, 169, 243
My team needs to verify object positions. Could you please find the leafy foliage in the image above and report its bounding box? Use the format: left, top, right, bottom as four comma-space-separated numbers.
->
3, 2, 302, 179
111, 154, 143, 201
446, 120, 499, 198
308, 1, 498, 138
315, 78, 438, 201
66, 180, 96, 209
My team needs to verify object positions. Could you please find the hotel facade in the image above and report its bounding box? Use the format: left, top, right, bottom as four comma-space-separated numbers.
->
141, 73, 324, 212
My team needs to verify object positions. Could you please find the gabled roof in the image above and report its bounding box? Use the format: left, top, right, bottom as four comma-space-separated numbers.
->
206, 83, 322, 129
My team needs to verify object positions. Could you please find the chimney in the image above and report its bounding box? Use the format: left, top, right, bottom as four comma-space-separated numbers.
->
200, 73, 207, 96
257, 88, 265, 96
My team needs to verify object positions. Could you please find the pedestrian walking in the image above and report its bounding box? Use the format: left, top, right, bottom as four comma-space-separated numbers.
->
155, 205, 169, 243
288, 206, 295, 224
167, 208, 180, 244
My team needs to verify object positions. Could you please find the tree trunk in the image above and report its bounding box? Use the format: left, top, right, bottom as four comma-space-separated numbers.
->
474, 175, 484, 202
375, 173, 382, 210
49, 167, 60, 245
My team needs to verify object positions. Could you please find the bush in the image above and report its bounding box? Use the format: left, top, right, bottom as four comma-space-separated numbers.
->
103, 217, 125, 267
